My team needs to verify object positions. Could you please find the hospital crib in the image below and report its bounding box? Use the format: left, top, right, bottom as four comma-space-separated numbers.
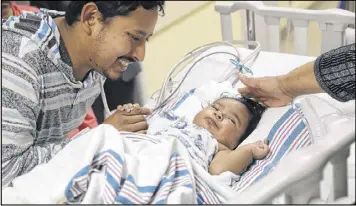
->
215, 1, 355, 204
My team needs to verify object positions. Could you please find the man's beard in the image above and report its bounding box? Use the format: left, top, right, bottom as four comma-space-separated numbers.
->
101, 69, 124, 81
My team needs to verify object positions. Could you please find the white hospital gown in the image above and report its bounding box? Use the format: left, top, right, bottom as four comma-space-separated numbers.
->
151, 118, 219, 171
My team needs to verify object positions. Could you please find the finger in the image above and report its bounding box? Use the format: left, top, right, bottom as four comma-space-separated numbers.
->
133, 103, 140, 108
137, 130, 147, 134
264, 138, 269, 145
117, 105, 124, 111
123, 115, 146, 124
237, 87, 252, 96
125, 121, 149, 132
122, 107, 152, 116
123, 104, 134, 112
237, 72, 255, 87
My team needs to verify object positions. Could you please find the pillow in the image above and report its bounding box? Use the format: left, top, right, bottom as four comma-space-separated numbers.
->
231, 107, 312, 193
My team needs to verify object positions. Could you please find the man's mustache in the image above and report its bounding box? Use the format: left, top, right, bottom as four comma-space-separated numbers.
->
118, 56, 136, 64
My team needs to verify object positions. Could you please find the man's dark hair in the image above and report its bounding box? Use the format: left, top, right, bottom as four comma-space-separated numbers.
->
65, 1, 165, 26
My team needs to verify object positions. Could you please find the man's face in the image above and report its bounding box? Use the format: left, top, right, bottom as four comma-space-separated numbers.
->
2, 2, 13, 19
193, 98, 251, 150
81, 4, 158, 80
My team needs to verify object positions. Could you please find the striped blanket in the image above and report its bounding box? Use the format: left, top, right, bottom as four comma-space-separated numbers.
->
2, 125, 236, 204
232, 107, 312, 193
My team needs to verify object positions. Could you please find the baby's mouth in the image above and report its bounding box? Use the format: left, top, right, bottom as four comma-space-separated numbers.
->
205, 117, 218, 129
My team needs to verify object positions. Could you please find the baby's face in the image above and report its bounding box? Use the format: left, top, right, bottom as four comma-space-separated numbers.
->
193, 98, 251, 150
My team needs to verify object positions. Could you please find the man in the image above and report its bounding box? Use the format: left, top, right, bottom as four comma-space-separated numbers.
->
2, 1, 165, 186
1, 1, 99, 141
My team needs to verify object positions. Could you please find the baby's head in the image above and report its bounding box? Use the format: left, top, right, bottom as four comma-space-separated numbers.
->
193, 97, 266, 150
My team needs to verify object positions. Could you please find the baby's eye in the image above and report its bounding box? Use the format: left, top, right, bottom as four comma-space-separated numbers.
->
228, 117, 236, 124
211, 105, 218, 111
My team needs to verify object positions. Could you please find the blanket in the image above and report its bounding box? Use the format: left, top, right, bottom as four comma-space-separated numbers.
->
2, 125, 237, 204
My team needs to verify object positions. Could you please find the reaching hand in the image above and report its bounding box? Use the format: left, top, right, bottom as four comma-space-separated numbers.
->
237, 73, 294, 107
250, 139, 270, 160
103, 104, 151, 134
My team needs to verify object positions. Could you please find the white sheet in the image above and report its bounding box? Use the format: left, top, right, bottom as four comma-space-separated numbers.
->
2, 125, 237, 204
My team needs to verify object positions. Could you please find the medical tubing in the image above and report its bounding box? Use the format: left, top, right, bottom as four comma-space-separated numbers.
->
156, 42, 236, 106
100, 78, 111, 119
150, 51, 241, 117
156, 41, 240, 106
152, 40, 261, 117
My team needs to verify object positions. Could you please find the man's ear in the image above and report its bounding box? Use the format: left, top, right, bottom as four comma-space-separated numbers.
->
79, 2, 103, 35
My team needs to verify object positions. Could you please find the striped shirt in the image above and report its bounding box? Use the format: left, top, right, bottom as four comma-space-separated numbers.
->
1, 9, 105, 186
314, 43, 355, 102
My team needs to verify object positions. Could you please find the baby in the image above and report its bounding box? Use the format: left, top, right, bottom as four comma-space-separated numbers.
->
117, 96, 269, 176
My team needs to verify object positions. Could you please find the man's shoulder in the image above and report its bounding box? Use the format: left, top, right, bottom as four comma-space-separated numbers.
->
2, 30, 40, 58
2, 12, 62, 65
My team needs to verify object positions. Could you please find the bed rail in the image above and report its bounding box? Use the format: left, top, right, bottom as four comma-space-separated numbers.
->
215, 2, 355, 204
228, 117, 355, 204
215, 1, 355, 55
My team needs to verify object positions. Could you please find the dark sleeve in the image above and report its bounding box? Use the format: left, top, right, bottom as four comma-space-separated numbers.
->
314, 43, 355, 102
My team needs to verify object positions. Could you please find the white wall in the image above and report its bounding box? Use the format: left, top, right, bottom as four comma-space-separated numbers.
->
143, 2, 244, 96
142, 1, 340, 97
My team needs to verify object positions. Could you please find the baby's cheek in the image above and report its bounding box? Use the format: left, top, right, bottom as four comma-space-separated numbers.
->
224, 125, 241, 140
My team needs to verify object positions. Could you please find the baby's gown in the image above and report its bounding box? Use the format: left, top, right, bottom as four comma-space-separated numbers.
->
149, 117, 219, 171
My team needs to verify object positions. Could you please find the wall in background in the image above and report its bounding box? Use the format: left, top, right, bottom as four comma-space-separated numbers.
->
142, 2, 244, 96
142, 1, 340, 97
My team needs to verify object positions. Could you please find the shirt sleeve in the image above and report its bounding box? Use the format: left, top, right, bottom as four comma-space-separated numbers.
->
314, 43, 355, 102
1, 53, 69, 186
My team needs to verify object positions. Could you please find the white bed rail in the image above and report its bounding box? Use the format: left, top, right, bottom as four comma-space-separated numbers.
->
228, 117, 355, 204
215, 2, 355, 204
215, 1, 355, 55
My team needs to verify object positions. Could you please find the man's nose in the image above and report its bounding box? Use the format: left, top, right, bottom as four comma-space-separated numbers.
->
132, 42, 146, 62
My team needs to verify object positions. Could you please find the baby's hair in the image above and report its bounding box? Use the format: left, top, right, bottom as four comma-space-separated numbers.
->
215, 96, 266, 146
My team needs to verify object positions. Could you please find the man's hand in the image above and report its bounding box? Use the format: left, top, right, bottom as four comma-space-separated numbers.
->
103, 104, 151, 134
250, 139, 270, 160
237, 73, 294, 107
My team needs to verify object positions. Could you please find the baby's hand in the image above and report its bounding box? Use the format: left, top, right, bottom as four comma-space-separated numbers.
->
251, 139, 270, 160
117, 103, 141, 113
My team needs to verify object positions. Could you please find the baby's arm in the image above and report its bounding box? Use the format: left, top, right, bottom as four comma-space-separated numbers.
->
209, 139, 269, 176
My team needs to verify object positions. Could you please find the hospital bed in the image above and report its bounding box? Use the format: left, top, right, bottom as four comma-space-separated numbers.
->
144, 1, 355, 204
2, 2, 355, 204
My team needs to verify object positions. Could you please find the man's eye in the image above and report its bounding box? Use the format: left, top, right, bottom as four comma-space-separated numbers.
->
127, 32, 140, 41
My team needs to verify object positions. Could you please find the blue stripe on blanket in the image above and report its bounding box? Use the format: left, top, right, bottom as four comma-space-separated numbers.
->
267, 108, 295, 142
238, 108, 295, 177
197, 193, 205, 204
65, 165, 90, 200
106, 172, 121, 194
65, 147, 194, 203
93, 150, 124, 164
253, 121, 305, 183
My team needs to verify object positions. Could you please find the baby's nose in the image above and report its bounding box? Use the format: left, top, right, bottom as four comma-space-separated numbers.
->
214, 111, 223, 121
